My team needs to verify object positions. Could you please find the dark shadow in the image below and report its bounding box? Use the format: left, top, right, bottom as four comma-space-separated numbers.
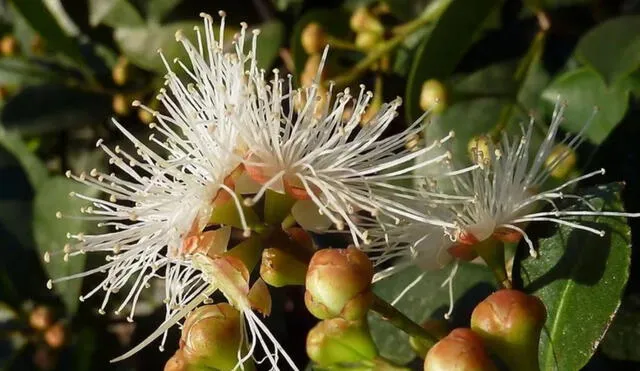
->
429, 282, 496, 329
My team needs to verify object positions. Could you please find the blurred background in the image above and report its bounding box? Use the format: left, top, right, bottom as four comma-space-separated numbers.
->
0, 0, 640, 370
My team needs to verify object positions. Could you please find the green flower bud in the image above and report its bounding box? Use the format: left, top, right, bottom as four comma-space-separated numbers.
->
471, 289, 546, 371
410, 319, 449, 359
419, 79, 447, 114
164, 349, 188, 371
355, 31, 381, 51
424, 328, 497, 371
112, 94, 130, 116
112, 56, 130, 86
350, 7, 383, 35
307, 318, 377, 366
305, 247, 373, 320
544, 143, 577, 179
260, 247, 308, 287
181, 303, 255, 371
301, 23, 327, 54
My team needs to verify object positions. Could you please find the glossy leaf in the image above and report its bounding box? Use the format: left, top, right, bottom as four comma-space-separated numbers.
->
9, 0, 83, 64
0, 85, 111, 135
369, 263, 495, 364
601, 295, 640, 362
254, 21, 285, 70
576, 15, 640, 85
405, 0, 502, 122
33, 176, 97, 314
0, 58, 63, 86
542, 68, 629, 144
88, 0, 144, 27
0, 127, 48, 187
518, 183, 632, 371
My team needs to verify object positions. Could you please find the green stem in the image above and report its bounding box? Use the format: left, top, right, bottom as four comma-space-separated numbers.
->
370, 294, 438, 346
328, 1, 451, 88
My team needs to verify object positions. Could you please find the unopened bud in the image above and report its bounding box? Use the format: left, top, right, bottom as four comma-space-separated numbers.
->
301, 23, 327, 54
305, 247, 373, 320
420, 79, 447, 114
355, 31, 381, 51
350, 7, 383, 35
260, 247, 308, 287
307, 318, 377, 366
44, 322, 66, 349
424, 328, 497, 371
138, 107, 154, 124
112, 94, 130, 115
112, 56, 130, 86
30, 35, 44, 55
467, 135, 492, 166
29, 305, 54, 331
410, 319, 449, 359
471, 289, 546, 371
544, 143, 577, 179
0, 35, 17, 56
164, 349, 188, 371
181, 303, 254, 370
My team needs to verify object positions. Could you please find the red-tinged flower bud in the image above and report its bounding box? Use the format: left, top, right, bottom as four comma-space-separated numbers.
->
471, 289, 546, 371
301, 22, 327, 54
29, 305, 54, 331
424, 328, 497, 371
260, 247, 308, 287
306, 318, 377, 366
420, 79, 447, 114
410, 319, 450, 359
305, 247, 373, 320
44, 322, 67, 349
181, 303, 255, 371
164, 349, 188, 371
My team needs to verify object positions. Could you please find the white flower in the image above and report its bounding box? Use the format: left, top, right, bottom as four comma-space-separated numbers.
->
238, 49, 458, 245
46, 12, 258, 353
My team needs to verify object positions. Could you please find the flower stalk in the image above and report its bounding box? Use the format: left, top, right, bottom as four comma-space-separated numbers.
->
370, 294, 438, 346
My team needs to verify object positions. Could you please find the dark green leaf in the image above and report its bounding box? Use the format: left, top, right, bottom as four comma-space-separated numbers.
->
33, 177, 97, 314
405, 0, 502, 122
518, 183, 632, 371
0, 58, 63, 86
601, 295, 640, 362
88, 0, 144, 27
0, 85, 110, 135
576, 15, 640, 85
369, 263, 495, 364
0, 127, 48, 187
9, 0, 83, 64
542, 68, 629, 144
255, 21, 285, 70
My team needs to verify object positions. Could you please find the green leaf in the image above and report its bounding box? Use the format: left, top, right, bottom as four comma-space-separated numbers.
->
405, 0, 502, 122
0, 85, 110, 135
146, 0, 182, 22
9, 0, 83, 64
255, 21, 285, 70
290, 9, 351, 77
517, 183, 632, 371
0, 127, 48, 187
33, 177, 97, 314
369, 263, 495, 364
0, 58, 63, 86
542, 68, 629, 144
88, 0, 144, 28
601, 295, 640, 362
576, 15, 640, 85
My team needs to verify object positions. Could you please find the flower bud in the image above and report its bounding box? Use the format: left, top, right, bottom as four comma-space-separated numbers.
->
350, 7, 383, 35
305, 247, 373, 320
544, 143, 577, 179
181, 303, 254, 370
307, 318, 377, 366
419, 79, 447, 114
260, 247, 308, 287
112, 94, 130, 116
138, 107, 154, 124
424, 328, 497, 371
30, 35, 44, 55
355, 31, 381, 51
0, 35, 17, 56
467, 135, 493, 166
164, 349, 188, 371
301, 23, 327, 54
44, 322, 66, 349
29, 305, 54, 331
471, 289, 546, 371
112, 56, 130, 86
409, 319, 449, 359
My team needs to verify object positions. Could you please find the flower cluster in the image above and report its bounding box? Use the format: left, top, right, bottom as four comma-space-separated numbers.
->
44, 11, 639, 370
